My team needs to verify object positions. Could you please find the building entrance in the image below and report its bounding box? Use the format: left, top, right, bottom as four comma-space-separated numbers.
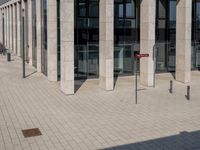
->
156, 0, 176, 72
75, 0, 99, 79
114, 0, 140, 76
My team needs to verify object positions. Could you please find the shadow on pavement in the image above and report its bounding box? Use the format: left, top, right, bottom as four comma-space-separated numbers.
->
26, 71, 37, 78
102, 130, 200, 150
75, 79, 86, 93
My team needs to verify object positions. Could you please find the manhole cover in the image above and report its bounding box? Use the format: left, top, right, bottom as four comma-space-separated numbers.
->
22, 128, 42, 138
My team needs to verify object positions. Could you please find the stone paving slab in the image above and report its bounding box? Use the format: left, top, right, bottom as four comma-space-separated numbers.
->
0, 54, 200, 150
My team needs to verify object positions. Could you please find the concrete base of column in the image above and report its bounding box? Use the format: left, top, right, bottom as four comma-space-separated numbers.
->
99, 76, 114, 91
176, 71, 191, 83
61, 80, 74, 95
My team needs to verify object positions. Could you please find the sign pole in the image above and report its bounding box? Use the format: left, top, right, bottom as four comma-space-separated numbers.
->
135, 58, 138, 104
134, 53, 149, 105
22, 9, 25, 78
153, 46, 157, 88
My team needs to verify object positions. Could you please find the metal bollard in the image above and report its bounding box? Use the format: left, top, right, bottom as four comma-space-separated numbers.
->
187, 86, 190, 100
7, 52, 11, 62
169, 80, 173, 94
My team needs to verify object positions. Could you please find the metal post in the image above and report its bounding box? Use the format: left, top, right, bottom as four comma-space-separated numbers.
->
135, 58, 138, 104
169, 80, 173, 94
187, 86, 190, 100
153, 45, 157, 88
22, 9, 25, 78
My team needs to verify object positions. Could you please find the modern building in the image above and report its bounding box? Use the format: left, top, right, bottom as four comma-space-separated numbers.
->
0, 0, 199, 95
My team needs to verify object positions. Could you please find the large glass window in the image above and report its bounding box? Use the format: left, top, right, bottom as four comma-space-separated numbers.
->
41, 0, 48, 75
192, 0, 200, 70
57, 0, 61, 79
32, 0, 37, 68
156, 0, 176, 72
114, 0, 140, 76
75, 0, 99, 79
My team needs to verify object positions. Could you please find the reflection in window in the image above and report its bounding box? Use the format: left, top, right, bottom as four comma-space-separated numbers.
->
114, 0, 140, 76
126, 0, 135, 18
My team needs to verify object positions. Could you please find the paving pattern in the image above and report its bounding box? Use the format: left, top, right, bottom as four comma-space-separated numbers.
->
0, 54, 200, 150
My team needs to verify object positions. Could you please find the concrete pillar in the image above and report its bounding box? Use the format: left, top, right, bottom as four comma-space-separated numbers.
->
36, 0, 42, 72
60, 0, 74, 95
28, 0, 33, 65
140, 0, 156, 86
176, 0, 192, 83
12, 4, 17, 54
9, 5, 13, 50
99, 0, 114, 91
4, 8, 7, 47
16, 2, 21, 56
6, 6, 9, 48
47, 0, 57, 81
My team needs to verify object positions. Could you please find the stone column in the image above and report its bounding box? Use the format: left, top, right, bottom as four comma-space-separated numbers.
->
36, 0, 42, 72
7, 6, 9, 48
16, 2, 21, 56
12, 4, 16, 54
99, 0, 114, 91
60, 0, 74, 95
140, 0, 156, 86
47, 0, 57, 81
176, 0, 192, 83
4, 8, 7, 47
9, 5, 13, 51
28, 0, 33, 65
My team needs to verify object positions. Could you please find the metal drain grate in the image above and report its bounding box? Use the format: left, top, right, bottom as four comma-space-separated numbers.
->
22, 128, 42, 138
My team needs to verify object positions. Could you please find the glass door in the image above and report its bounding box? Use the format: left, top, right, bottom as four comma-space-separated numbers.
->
114, 0, 140, 76
75, 0, 99, 79
156, 0, 176, 72
167, 0, 176, 71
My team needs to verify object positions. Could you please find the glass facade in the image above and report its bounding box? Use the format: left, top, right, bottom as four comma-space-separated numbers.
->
192, 0, 200, 70
114, 0, 140, 76
41, 0, 47, 75
75, 0, 99, 79
57, 0, 61, 79
32, 0, 37, 68
156, 0, 176, 72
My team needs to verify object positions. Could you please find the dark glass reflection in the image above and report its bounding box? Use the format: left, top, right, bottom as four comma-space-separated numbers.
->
57, 0, 61, 79
156, 0, 176, 72
75, 0, 99, 79
114, 0, 140, 76
32, 0, 37, 68
41, 0, 48, 75
192, 0, 200, 70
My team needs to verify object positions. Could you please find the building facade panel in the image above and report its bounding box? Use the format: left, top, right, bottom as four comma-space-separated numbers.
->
0, 0, 199, 94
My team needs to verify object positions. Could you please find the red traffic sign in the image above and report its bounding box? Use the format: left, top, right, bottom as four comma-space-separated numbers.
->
135, 54, 149, 58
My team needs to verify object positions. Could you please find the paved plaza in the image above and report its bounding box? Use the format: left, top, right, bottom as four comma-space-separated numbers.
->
0, 54, 200, 150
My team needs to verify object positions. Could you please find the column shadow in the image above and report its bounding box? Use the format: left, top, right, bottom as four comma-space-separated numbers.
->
102, 130, 200, 150
75, 79, 86, 93
25, 71, 37, 78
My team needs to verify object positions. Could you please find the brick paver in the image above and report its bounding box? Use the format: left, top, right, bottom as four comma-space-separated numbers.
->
0, 54, 200, 150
